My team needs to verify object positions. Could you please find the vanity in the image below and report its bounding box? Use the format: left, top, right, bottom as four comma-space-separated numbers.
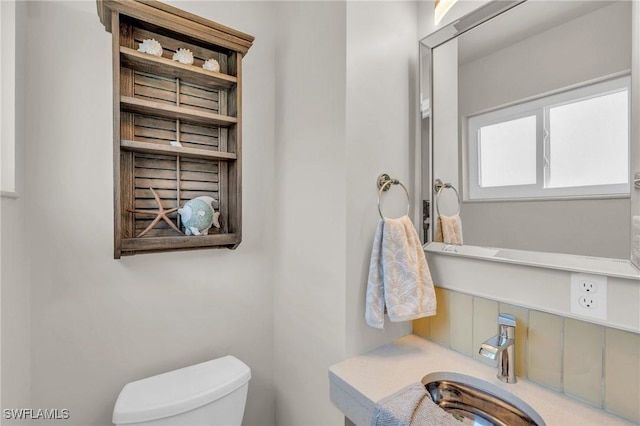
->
329, 335, 634, 425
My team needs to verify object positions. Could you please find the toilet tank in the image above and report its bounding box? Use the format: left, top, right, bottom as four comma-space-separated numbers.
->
113, 356, 251, 426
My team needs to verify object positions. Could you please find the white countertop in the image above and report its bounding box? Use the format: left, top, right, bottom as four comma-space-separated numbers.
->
329, 334, 633, 426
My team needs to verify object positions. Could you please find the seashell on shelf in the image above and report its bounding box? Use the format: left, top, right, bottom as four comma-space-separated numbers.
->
137, 39, 163, 57
202, 58, 221, 73
172, 48, 194, 65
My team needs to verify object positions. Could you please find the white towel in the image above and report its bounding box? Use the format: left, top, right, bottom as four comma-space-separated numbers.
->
434, 214, 463, 245
370, 383, 462, 426
366, 215, 437, 329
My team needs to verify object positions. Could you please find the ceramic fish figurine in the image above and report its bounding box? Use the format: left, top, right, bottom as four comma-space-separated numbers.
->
178, 196, 221, 236
172, 48, 194, 65
137, 39, 163, 57
202, 58, 220, 73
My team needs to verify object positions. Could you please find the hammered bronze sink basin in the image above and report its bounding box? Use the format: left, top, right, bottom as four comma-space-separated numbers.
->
421, 372, 545, 426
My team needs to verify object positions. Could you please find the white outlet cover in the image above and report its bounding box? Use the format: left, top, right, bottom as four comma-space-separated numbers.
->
570, 273, 607, 320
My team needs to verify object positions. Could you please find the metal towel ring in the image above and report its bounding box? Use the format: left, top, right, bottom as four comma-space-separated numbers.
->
434, 179, 461, 217
377, 174, 410, 220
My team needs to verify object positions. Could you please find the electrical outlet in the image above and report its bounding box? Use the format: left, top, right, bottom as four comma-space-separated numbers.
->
578, 295, 596, 309
579, 280, 597, 293
570, 273, 607, 320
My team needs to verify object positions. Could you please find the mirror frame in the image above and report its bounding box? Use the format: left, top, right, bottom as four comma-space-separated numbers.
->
419, 0, 640, 278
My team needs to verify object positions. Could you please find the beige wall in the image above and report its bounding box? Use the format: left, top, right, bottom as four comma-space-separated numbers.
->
2, 1, 422, 425
345, 1, 419, 357
272, 2, 347, 424
273, 1, 425, 422
20, 2, 277, 425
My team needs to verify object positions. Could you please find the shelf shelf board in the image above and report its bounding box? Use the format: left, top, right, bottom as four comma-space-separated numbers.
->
121, 96, 237, 127
120, 47, 237, 89
121, 139, 237, 161
121, 233, 241, 252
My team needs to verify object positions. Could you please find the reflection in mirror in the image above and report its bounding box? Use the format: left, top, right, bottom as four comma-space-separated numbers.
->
422, 0, 636, 261
467, 76, 630, 200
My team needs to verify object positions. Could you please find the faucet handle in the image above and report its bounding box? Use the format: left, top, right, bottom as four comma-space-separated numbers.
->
498, 313, 516, 327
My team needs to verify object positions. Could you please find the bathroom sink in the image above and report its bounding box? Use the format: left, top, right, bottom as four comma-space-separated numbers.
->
421, 372, 545, 426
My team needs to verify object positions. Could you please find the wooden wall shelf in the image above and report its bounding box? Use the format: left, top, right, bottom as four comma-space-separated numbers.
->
120, 47, 238, 89
98, 0, 253, 258
121, 140, 237, 161
121, 233, 241, 252
120, 96, 238, 127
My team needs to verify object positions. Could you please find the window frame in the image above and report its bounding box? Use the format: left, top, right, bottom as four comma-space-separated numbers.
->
467, 75, 631, 201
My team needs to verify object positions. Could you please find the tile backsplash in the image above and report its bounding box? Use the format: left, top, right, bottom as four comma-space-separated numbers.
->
413, 287, 640, 424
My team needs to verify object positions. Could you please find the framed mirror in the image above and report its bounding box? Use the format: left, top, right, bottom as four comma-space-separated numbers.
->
420, 0, 640, 275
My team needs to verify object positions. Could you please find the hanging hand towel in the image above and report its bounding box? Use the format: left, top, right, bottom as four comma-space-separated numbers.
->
366, 215, 437, 329
434, 214, 463, 245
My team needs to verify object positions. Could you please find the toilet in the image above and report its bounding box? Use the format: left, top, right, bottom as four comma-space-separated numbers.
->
112, 356, 251, 426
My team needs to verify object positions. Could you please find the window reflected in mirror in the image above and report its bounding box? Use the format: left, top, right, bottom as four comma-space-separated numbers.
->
468, 76, 630, 200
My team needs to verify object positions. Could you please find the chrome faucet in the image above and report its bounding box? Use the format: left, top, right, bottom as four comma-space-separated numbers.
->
479, 313, 517, 384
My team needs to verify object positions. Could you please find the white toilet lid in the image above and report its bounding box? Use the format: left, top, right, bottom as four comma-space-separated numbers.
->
113, 355, 251, 424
